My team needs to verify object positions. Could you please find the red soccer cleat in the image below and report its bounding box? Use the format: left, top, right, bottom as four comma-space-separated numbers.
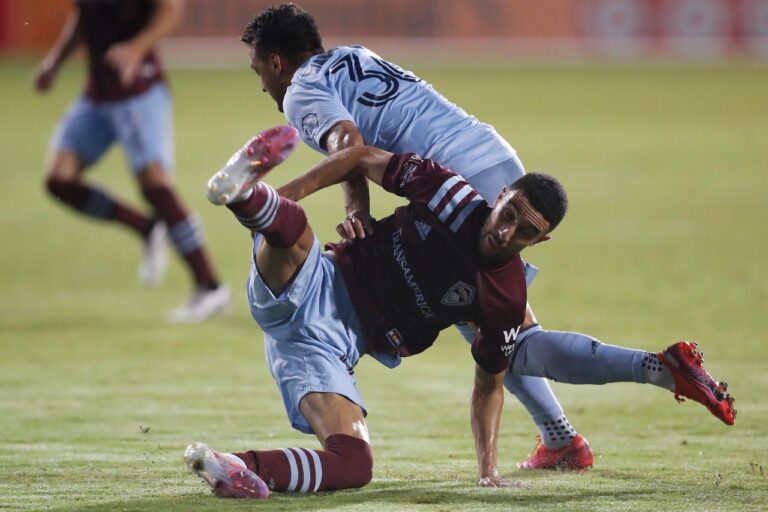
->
517, 434, 593, 470
657, 341, 736, 425
206, 125, 300, 205
185, 442, 270, 499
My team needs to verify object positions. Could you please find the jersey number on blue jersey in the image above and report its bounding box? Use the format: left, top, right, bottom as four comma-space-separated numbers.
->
327, 54, 420, 107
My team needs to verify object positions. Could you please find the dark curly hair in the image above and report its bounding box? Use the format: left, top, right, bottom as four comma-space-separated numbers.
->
509, 173, 568, 230
241, 3, 324, 61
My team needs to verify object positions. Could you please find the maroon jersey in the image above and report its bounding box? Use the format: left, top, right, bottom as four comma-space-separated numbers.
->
329, 154, 528, 374
76, 0, 165, 102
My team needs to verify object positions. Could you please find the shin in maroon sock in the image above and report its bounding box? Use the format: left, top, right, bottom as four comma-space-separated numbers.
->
234, 434, 373, 493
226, 183, 307, 248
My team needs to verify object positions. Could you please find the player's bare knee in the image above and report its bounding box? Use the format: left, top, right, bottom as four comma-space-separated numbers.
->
44, 152, 81, 195
136, 162, 172, 189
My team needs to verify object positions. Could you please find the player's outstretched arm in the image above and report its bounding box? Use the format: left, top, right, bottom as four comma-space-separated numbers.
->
323, 121, 374, 239
33, 9, 83, 92
277, 146, 392, 202
472, 365, 527, 489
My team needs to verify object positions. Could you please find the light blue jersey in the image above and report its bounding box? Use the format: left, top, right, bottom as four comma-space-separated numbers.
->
284, 45, 522, 181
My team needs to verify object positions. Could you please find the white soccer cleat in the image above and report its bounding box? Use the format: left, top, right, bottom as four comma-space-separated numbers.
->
185, 442, 270, 499
138, 220, 168, 288
206, 125, 299, 205
167, 284, 231, 324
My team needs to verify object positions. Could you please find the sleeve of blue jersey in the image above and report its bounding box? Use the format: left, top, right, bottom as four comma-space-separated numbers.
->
283, 81, 355, 154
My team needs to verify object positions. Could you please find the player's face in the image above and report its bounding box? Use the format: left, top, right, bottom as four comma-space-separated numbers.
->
249, 48, 289, 112
479, 189, 551, 261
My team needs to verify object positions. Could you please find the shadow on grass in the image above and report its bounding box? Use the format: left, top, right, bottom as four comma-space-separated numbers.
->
50, 485, 657, 512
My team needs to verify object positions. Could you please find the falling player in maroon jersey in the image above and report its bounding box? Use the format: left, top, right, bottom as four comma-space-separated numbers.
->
33, 0, 229, 322
184, 141, 735, 498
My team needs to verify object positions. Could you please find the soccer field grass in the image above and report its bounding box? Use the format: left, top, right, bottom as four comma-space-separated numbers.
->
1, 59, 767, 511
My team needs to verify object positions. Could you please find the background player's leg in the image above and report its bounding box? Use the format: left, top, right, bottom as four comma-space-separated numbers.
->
45, 149, 153, 235
138, 164, 219, 289
232, 393, 373, 492
45, 95, 154, 237
138, 164, 229, 322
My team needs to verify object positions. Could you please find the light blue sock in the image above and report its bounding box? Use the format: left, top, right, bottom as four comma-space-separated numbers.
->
511, 327, 650, 385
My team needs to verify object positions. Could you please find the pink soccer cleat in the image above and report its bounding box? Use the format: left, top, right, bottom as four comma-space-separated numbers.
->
517, 434, 593, 470
185, 442, 269, 499
657, 341, 736, 425
206, 125, 299, 205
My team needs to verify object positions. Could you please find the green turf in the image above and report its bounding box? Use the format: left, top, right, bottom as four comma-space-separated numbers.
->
1, 58, 767, 511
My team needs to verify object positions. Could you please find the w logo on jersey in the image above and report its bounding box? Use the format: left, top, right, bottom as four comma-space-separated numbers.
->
328, 53, 420, 107
441, 281, 475, 307
414, 220, 431, 241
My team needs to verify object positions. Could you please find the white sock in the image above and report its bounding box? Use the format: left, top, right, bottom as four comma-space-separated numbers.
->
538, 414, 576, 450
641, 352, 675, 391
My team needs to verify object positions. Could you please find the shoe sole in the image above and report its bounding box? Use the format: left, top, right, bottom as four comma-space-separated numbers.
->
207, 125, 299, 205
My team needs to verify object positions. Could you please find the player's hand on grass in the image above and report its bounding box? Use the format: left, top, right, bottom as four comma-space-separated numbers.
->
105, 41, 145, 87
478, 473, 529, 489
336, 210, 374, 240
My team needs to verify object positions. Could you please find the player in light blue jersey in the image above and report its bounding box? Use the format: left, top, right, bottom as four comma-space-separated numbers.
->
240, 3, 592, 471
284, 45, 522, 195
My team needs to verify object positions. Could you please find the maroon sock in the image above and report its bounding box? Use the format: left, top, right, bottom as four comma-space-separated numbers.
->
182, 248, 218, 288
234, 434, 373, 492
46, 177, 150, 234
226, 184, 307, 248
142, 186, 218, 287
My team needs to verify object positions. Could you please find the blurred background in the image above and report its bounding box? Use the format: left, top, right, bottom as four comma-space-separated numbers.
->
3, 0, 768, 62
1, 1, 766, 510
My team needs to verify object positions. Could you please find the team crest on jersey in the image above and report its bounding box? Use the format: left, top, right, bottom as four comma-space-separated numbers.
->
385, 328, 403, 348
441, 281, 475, 307
399, 155, 422, 188
301, 113, 319, 140
414, 220, 431, 241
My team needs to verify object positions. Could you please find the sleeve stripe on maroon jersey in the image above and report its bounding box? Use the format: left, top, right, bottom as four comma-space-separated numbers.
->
438, 184, 474, 222
427, 175, 462, 211
427, 175, 483, 232
449, 195, 484, 232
